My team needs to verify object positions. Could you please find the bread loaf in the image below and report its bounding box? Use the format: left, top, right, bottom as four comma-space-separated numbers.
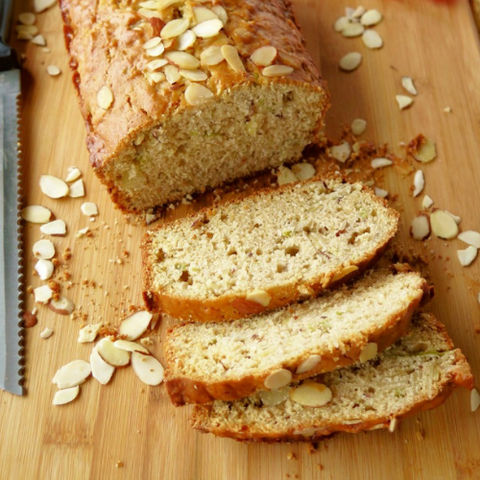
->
60, 0, 329, 213
142, 180, 400, 322
191, 313, 474, 442
165, 268, 432, 405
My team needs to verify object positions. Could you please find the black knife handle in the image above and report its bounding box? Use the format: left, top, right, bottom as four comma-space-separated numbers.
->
0, 0, 19, 71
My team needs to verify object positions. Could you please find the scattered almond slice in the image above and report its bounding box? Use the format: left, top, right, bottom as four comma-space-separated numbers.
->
413, 170, 425, 197
291, 163, 315, 181
445, 211, 461, 225
96, 337, 131, 367
402, 76, 418, 96
35, 258, 54, 280
362, 29, 383, 49
258, 386, 290, 406
251, 46, 277, 67
458, 231, 480, 248
68, 179, 85, 198
422, 195, 434, 209
430, 210, 459, 239
47, 65, 61, 76
351, 118, 367, 136
221, 45, 246, 73
146, 43, 165, 57
192, 18, 224, 38
361, 9, 383, 26
457, 246, 477, 267
146, 58, 169, 71
212, 5, 227, 24
277, 166, 298, 185
296, 355, 321, 375
17, 31, 34, 41
33, 239, 55, 259
177, 30, 197, 51
329, 141, 351, 163
39, 175, 69, 198
289, 381, 332, 407
18, 12, 36, 25
97, 86, 114, 110
245, 289, 271, 307
374, 187, 388, 198
339, 52, 362, 71
40, 219, 67, 236
34, 285, 53, 304
40, 327, 53, 339
81, 202, 98, 216
118, 310, 153, 341
114, 340, 150, 354
16, 25, 39, 36
410, 215, 431, 240
165, 51, 200, 69
264, 369, 292, 390
21, 205, 53, 223
262, 65, 293, 77
342, 22, 364, 37
131, 351, 165, 386
444, 107, 452, 113
412, 136, 437, 163
471, 388, 480, 412
78, 323, 102, 343
143, 37, 161, 49
359, 343, 378, 362
90, 348, 115, 385
49, 296, 75, 315
31, 34, 46, 46
334, 16, 349, 32
179, 69, 208, 82
396, 95, 414, 110
140, 337, 154, 348
34, 0, 56, 12
161, 18, 189, 39
65, 166, 82, 182
52, 385, 80, 406
52, 359, 91, 389
200, 45, 224, 66
164, 65, 181, 85
371, 158, 393, 169
193, 7, 218, 23
76, 227, 90, 238
185, 83, 214, 106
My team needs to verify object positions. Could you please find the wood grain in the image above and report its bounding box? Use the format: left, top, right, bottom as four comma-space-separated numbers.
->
2, 1, 480, 479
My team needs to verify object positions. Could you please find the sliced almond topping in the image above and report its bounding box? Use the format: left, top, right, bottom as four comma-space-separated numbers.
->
52, 359, 91, 389
362, 29, 383, 49
277, 166, 298, 185
96, 337, 131, 367
33, 239, 55, 259
52, 385, 80, 406
131, 351, 164, 386
212, 5, 228, 25
396, 95, 414, 110
413, 137, 437, 163
371, 157, 393, 169
146, 71, 166, 85
146, 43, 165, 57
413, 170, 425, 197
361, 9, 383, 26
119, 310, 153, 341
445, 211, 461, 224
65, 166, 82, 182
179, 69, 208, 82
430, 210, 459, 239
31, 34, 46, 46
113, 340, 150, 354
18, 12, 36, 25
16, 25, 39, 36
200, 45, 224, 66
289, 381, 332, 407
388, 418, 398, 433
264, 369, 292, 390
375, 187, 388, 198
334, 16, 349, 32
329, 141, 351, 163
296, 355, 321, 375
165, 51, 200, 69
90, 348, 115, 385
193, 7, 218, 24
192, 19, 224, 38
221, 45, 246, 73
351, 118, 367, 136
342, 22, 365, 37
34, 0, 56, 12
359, 343, 378, 362
291, 163, 316, 181
457, 246, 477, 267
34, 285, 53, 304
137, 8, 162, 19
21, 205, 53, 223
40, 219, 66, 236
146, 58, 169, 71
143, 37, 162, 49
81, 202, 98, 217
177, 30, 197, 51
458, 231, 480, 248
339, 52, 362, 71
331, 265, 359, 282
49, 296, 75, 315
47, 65, 61, 76
40, 327, 53, 339
251, 46, 277, 67
97, 86, 114, 109
39, 175, 69, 198
262, 65, 293, 77
161, 18, 189, 39
471, 388, 480, 412
17, 31, 34, 41
402, 76, 418, 96
164, 64, 181, 85
352, 6, 366, 18
245, 289, 271, 307
422, 195, 434, 209
410, 215, 431, 240
68, 179, 85, 198
184, 83, 214, 106
35, 258, 54, 280
258, 386, 291, 406
78, 323, 103, 343
157, 0, 182, 10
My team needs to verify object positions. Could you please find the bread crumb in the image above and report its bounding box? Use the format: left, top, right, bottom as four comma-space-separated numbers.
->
115, 461, 124, 468
287, 452, 297, 460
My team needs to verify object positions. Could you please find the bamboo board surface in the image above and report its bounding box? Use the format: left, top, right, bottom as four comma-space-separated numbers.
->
2, 0, 480, 479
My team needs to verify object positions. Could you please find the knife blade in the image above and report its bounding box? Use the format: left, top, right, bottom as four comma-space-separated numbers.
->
0, 0, 24, 396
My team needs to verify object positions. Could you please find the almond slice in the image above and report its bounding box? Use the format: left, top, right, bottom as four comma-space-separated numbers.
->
410, 215, 431, 240
245, 289, 271, 307
342, 22, 364, 37
146, 58, 169, 71
65, 166, 81, 182
458, 231, 480, 248
47, 65, 61, 76
40, 219, 66, 236
359, 343, 378, 362
97, 86, 114, 109
18, 12, 36, 25
96, 337, 131, 367
351, 118, 367, 136
185, 83, 214, 106
143, 37, 162, 49
291, 163, 315, 181
52, 359, 91, 389
78, 323, 102, 343
362, 29, 383, 49
374, 187, 388, 198
119, 310, 153, 341
39, 175, 69, 198
331, 265, 359, 282
396, 95, 414, 110
212, 5, 227, 24
430, 210, 459, 239
471, 388, 480, 412
157, 0, 182, 10
413, 170, 425, 197
33, 239, 55, 259
52, 385, 80, 406
76, 227, 90, 238
371, 157, 393, 169
35, 258, 54, 280
339, 52, 362, 71
329, 141, 351, 163
49, 296, 75, 315
81, 202, 98, 217
296, 355, 321, 374
68, 179, 85, 198
113, 340, 150, 354
413, 137, 437, 163
146, 43, 165, 57
177, 30, 197, 51
34, 285, 53, 304
361, 9, 383, 26
258, 386, 290, 406
31, 34, 46, 46
193, 7, 218, 24
277, 166, 298, 185
179, 69, 208, 82
445, 211, 461, 224
289, 380, 332, 407
192, 19, 224, 39
264, 369, 292, 390
40, 327, 53, 339
164, 64, 181, 85
457, 246, 477, 267
131, 351, 164, 386
262, 65, 293, 77
90, 347, 115, 385
402, 76, 418, 96
34, 0, 56, 12
221, 45, 246, 73
16, 25, 39, 36
251, 46, 277, 67
200, 45, 224, 66
21, 205, 53, 223
422, 195, 434, 209
161, 18, 189, 39
334, 16, 349, 32
165, 51, 200, 69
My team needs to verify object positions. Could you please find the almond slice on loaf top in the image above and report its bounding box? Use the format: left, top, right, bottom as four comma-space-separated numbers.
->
165, 268, 432, 405
142, 180, 400, 321
191, 313, 474, 442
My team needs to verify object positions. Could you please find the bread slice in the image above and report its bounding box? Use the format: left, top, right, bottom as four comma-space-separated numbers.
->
142, 180, 400, 322
165, 268, 432, 405
60, 0, 329, 213
191, 313, 473, 442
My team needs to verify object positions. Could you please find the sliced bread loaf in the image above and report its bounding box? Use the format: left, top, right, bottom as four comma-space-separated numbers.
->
165, 268, 432, 405
142, 180, 400, 322
191, 313, 473, 442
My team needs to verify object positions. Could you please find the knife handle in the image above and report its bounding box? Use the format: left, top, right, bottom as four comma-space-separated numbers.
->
0, 0, 19, 71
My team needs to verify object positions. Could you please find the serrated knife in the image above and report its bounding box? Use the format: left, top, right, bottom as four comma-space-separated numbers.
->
0, 0, 24, 395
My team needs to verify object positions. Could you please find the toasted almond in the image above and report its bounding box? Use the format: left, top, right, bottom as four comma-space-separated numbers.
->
471, 388, 480, 412
245, 289, 271, 307
96, 337, 131, 367
277, 166, 298, 185
192, 19, 224, 38
35, 258, 54, 280
262, 65, 293, 77
251, 46, 277, 67
458, 231, 480, 248
296, 355, 322, 375
113, 340, 150, 354
334, 16, 349, 32
179, 68, 208, 82
119, 310, 153, 341
18, 12, 36, 25
342, 22, 364, 37
161, 18, 189, 39
177, 30, 197, 51
329, 141, 351, 163
221, 45, 246, 73
146, 58, 169, 71
40, 219, 66, 236
193, 7, 218, 24
39, 175, 69, 198
289, 381, 332, 407
212, 5, 228, 24
49, 296, 75, 315
339, 52, 362, 71
457, 246, 477, 267
33, 239, 55, 259
52, 360, 91, 389
264, 368, 292, 390
374, 187, 388, 198
40, 327, 53, 339
422, 195, 434, 209
258, 386, 290, 406
291, 163, 315, 181
361, 9, 383, 26
65, 166, 82, 182
81, 202, 98, 217
34, 285, 53, 304
21, 205, 53, 223
34, 0, 56, 12
165, 51, 200, 69
402, 76, 418, 96
97, 86, 114, 109
131, 351, 164, 386
413, 170, 425, 197
200, 45, 224, 66
351, 118, 367, 136
410, 215, 431, 240
31, 34, 46, 46
331, 265, 359, 282
359, 343, 378, 362
396, 95, 414, 110
52, 385, 80, 406
362, 29, 383, 49
164, 64, 181, 85
78, 323, 102, 343
90, 348, 115, 385
47, 65, 61, 76
413, 137, 436, 163
184, 83, 214, 106
430, 210, 459, 239
371, 157, 393, 169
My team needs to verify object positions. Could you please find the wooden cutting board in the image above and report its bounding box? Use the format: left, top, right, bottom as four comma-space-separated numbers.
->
2, 1, 480, 479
